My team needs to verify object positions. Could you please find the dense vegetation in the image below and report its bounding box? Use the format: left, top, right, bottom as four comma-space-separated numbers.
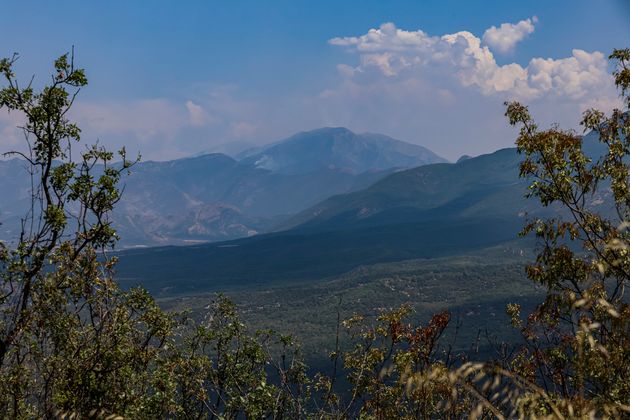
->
115, 217, 525, 296
0, 48, 628, 418
158, 245, 539, 370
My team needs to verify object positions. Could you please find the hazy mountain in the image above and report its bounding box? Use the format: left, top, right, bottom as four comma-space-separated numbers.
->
111, 153, 389, 246
115, 139, 616, 295
114, 148, 537, 294
2, 127, 444, 247
279, 148, 530, 230
281, 130, 618, 233
240, 127, 447, 174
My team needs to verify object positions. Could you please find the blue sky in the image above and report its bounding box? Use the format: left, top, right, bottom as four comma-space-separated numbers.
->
1, 1, 629, 160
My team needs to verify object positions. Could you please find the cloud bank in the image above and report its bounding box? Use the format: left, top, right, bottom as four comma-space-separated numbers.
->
328, 20, 616, 104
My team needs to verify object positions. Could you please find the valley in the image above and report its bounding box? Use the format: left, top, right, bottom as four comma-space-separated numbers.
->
158, 244, 541, 368
110, 140, 548, 370
110, 131, 612, 369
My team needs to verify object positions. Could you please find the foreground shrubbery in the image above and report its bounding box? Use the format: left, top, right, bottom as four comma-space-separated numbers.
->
0, 49, 628, 419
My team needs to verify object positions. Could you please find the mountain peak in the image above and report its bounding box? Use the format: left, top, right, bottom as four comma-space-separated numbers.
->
307, 126, 353, 134
241, 127, 446, 174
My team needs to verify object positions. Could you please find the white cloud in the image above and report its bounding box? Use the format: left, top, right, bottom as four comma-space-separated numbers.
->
330, 22, 434, 53
482, 17, 537, 54
322, 20, 622, 159
329, 22, 618, 106
527, 50, 611, 98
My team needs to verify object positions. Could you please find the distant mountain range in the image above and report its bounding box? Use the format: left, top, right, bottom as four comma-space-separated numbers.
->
114, 135, 615, 296
279, 147, 533, 231
0, 127, 445, 247
113, 147, 538, 295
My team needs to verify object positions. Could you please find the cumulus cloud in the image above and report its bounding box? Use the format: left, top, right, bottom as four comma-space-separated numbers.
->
482, 17, 537, 54
329, 21, 617, 105
322, 20, 622, 159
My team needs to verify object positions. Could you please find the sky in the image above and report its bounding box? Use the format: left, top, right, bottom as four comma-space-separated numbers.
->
1, 1, 629, 161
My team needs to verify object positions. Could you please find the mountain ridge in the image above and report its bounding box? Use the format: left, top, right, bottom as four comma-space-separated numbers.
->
107, 133, 617, 295
114, 146, 540, 294
278, 147, 527, 231
1, 127, 442, 247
